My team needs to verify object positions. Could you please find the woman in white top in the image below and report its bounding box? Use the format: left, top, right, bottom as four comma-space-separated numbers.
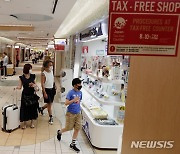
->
39, 60, 56, 124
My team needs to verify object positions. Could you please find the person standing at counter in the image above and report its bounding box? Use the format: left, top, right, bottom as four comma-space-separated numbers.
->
57, 78, 82, 153
2, 52, 8, 79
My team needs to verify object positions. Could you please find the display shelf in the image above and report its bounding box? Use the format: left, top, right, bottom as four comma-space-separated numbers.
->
81, 104, 123, 149
83, 72, 125, 85
81, 104, 123, 127
83, 85, 125, 106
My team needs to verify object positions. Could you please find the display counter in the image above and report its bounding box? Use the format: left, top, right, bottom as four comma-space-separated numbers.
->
81, 104, 123, 149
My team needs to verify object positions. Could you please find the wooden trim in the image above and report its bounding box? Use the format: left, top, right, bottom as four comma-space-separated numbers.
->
121, 40, 180, 154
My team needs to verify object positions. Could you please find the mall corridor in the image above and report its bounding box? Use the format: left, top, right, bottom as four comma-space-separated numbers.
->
0, 61, 116, 154
0, 0, 179, 154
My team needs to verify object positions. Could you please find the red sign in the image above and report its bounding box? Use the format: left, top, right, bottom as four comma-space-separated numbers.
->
82, 46, 88, 53
108, 0, 180, 56
55, 44, 65, 51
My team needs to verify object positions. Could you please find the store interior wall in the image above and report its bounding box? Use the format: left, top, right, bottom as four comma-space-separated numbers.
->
74, 42, 83, 78
73, 39, 107, 78
83, 40, 107, 57
121, 40, 180, 154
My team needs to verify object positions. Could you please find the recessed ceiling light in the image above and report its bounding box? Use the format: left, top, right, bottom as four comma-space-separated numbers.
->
4, 0, 11, 2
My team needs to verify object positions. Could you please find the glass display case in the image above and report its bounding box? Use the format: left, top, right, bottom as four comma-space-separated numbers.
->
80, 55, 130, 148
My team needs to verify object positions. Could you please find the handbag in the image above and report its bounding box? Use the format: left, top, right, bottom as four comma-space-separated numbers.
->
23, 94, 39, 106
52, 83, 56, 95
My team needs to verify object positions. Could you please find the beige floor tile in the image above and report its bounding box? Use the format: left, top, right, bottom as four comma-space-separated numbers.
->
49, 133, 56, 138
0, 132, 9, 138
36, 129, 49, 134
10, 129, 24, 134
5, 139, 21, 146
8, 133, 23, 140
0, 139, 7, 146
22, 134, 36, 140
23, 128, 37, 134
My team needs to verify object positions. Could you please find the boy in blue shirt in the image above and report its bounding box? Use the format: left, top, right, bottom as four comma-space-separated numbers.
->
57, 78, 82, 153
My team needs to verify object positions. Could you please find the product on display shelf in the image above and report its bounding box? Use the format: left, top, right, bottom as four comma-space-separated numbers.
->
102, 66, 110, 78
95, 119, 118, 125
82, 100, 100, 110
117, 106, 125, 123
85, 69, 92, 74
112, 66, 122, 80
90, 107, 108, 119
120, 84, 126, 103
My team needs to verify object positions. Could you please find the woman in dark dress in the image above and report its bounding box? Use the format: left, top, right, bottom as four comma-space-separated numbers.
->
16, 64, 39, 129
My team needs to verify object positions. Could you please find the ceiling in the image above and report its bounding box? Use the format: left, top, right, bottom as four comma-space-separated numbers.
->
0, 0, 77, 48
55, 0, 109, 38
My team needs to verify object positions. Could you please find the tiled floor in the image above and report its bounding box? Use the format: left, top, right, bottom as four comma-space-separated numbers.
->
0, 61, 117, 154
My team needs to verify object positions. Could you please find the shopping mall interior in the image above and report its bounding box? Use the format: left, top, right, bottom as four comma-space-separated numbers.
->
0, 0, 180, 154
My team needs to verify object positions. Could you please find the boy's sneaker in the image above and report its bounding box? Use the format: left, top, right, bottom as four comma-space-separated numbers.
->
57, 130, 62, 141
49, 117, 53, 125
70, 143, 80, 153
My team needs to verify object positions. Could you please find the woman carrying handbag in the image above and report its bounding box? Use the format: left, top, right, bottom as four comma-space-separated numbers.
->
16, 64, 39, 129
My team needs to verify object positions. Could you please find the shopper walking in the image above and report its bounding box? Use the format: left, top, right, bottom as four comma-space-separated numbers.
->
31, 53, 36, 64
39, 60, 56, 125
35, 53, 39, 63
16, 54, 20, 67
16, 64, 39, 129
2, 52, 8, 79
0, 60, 3, 81
57, 78, 82, 153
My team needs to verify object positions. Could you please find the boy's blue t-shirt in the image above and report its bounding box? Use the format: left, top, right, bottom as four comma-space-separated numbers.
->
66, 89, 82, 114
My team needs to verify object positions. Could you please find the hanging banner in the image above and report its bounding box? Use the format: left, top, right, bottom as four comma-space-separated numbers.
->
108, 0, 180, 56
54, 44, 65, 51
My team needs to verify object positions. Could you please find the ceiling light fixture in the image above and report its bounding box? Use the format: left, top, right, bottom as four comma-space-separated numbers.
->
10, 14, 18, 19
4, 0, 11, 2
0, 24, 34, 31
52, 0, 59, 14
0, 24, 33, 27
17, 37, 53, 40
81, 35, 108, 43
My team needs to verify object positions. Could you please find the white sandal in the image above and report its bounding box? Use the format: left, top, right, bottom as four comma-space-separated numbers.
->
22, 125, 26, 129
30, 124, 35, 128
